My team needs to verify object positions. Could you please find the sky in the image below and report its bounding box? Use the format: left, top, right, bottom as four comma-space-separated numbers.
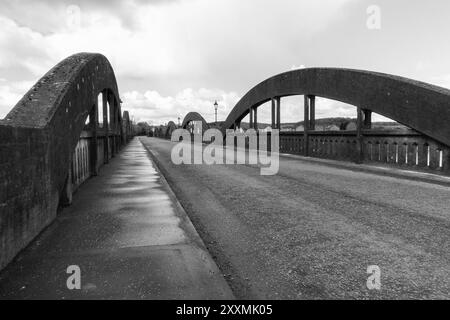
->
1, 0, 450, 125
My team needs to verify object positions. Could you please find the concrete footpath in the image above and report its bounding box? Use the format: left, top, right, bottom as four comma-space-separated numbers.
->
0, 138, 234, 299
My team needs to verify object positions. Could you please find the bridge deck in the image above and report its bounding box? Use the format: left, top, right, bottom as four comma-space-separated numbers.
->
140, 137, 450, 299
0, 138, 233, 299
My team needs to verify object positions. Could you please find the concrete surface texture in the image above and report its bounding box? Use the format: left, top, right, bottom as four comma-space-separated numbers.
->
0, 138, 233, 299
140, 137, 450, 300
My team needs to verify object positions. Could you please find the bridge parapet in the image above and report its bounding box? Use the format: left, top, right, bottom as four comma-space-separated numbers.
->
0, 53, 133, 270
277, 129, 450, 173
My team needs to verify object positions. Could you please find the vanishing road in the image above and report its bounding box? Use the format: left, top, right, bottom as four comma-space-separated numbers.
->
141, 137, 450, 300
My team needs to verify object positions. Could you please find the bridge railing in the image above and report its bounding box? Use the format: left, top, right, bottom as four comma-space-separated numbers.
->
71, 129, 124, 191
165, 127, 450, 175
72, 134, 91, 190
162, 125, 450, 175
278, 130, 450, 174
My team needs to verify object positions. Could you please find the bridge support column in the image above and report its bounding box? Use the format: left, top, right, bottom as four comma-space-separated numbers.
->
90, 103, 98, 176
110, 95, 115, 158
271, 98, 276, 129
236, 121, 241, 132
303, 95, 316, 155
117, 100, 121, 149
102, 90, 110, 164
61, 153, 73, 206
120, 112, 125, 147
114, 96, 119, 156
276, 97, 281, 130
309, 95, 316, 130
356, 107, 365, 163
111, 95, 118, 157
249, 108, 253, 129
253, 107, 259, 150
363, 109, 372, 129
271, 97, 281, 130
114, 107, 118, 150
304, 95, 310, 156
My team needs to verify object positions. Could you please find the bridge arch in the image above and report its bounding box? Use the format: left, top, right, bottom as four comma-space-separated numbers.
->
0, 52, 129, 269
164, 121, 178, 139
222, 68, 450, 148
154, 126, 163, 138
181, 112, 209, 131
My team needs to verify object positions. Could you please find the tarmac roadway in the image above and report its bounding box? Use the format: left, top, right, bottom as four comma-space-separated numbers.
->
140, 137, 450, 299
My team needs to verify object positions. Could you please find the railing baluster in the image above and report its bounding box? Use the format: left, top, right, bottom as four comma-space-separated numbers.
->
407, 143, 416, 166
429, 144, 439, 169
276, 131, 449, 176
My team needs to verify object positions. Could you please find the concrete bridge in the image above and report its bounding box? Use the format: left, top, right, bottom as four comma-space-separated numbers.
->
1, 53, 450, 299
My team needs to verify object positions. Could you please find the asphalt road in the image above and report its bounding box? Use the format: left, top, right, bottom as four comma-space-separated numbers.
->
140, 137, 450, 300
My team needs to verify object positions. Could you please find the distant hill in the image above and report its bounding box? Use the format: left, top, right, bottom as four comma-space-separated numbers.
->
235, 117, 356, 129
228, 118, 408, 131
371, 122, 409, 130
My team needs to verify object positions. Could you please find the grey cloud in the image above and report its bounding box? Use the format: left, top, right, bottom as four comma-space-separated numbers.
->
0, 0, 179, 33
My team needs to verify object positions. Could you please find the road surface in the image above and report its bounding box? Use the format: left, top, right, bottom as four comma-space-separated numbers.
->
141, 137, 450, 299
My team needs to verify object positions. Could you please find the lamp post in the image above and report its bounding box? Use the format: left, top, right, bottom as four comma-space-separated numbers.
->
214, 101, 218, 125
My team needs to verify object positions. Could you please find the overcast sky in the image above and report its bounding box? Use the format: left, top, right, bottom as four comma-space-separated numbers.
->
1, 0, 450, 125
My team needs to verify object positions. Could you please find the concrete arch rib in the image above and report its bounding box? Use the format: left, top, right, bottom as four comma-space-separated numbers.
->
181, 112, 209, 130
0, 53, 123, 269
165, 121, 178, 138
222, 68, 450, 147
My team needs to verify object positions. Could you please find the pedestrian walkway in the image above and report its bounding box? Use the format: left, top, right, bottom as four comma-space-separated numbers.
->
0, 138, 234, 299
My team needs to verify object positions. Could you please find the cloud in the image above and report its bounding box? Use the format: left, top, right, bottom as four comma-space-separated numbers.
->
2, 0, 421, 124
429, 74, 450, 90
0, 0, 353, 120
0, 0, 353, 82
291, 65, 306, 70
0, 0, 178, 34
0, 17, 53, 77
121, 88, 241, 125
0, 80, 34, 117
